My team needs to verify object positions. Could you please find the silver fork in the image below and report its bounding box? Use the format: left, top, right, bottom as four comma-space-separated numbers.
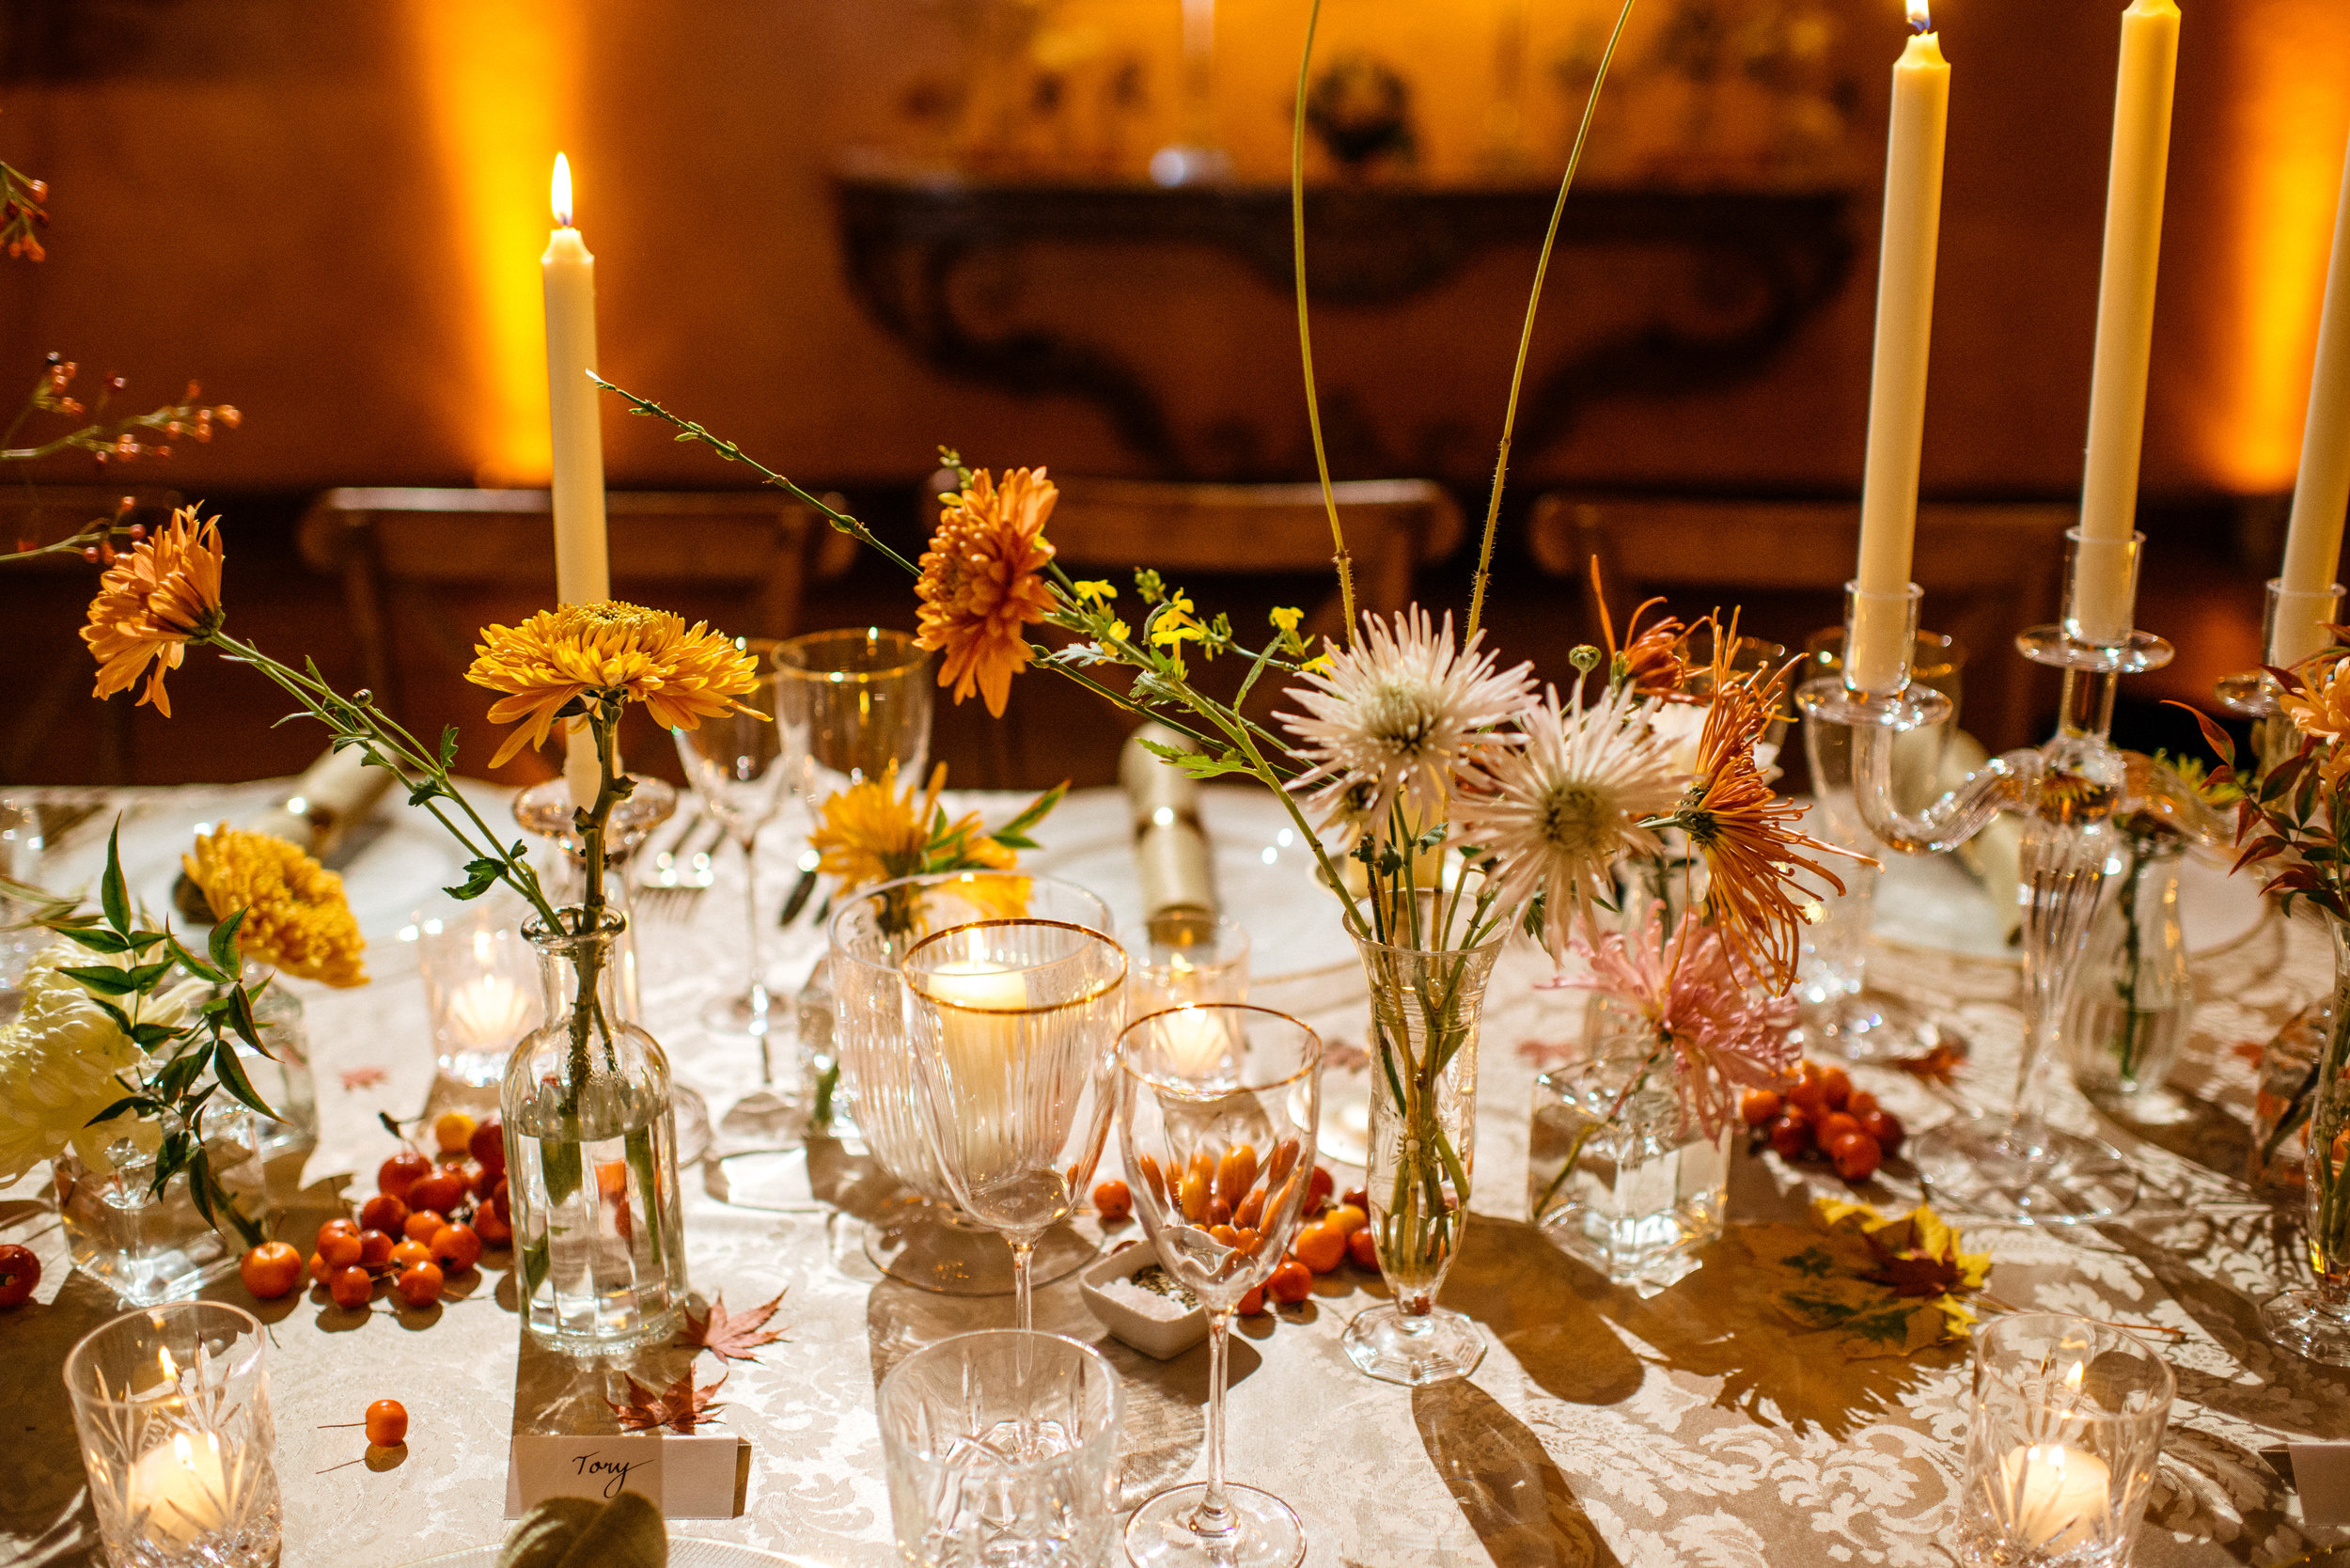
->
637, 812, 726, 921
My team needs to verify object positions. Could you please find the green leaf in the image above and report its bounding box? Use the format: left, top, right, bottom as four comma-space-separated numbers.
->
155, 1047, 211, 1104
209, 1040, 281, 1122
521, 1238, 551, 1296
208, 909, 244, 977
991, 781, 1067, 846
100, 823, 130, 933
128, 1022, 178, 1051
90, 996, 134, 1035
445, 856, 504, 902
440, 726, 462, 766
61, 926, 133, 954
625, 1125, 664, 1272
60, 964, 144, 996
223, 986, 265, 1055
86, 1095, 163, 1127
541, 1137, 583, 1209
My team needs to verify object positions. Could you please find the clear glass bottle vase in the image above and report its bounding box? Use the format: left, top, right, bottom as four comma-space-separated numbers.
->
2063, 837, 2191, 1110
1340, 928, 1500, 1387
2266, 915, 2350, 1365
502, 911, 688, 1353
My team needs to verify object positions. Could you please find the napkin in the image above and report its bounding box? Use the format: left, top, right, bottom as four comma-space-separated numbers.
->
1120, 723, 1216, 922
171, 745, 397, 919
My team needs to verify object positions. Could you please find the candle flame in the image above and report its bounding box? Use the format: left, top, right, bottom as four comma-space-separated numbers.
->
1906, 0, 1930, 32
158, 1347, 178, 1385
171, 1433, 196, 1468
2064, 1359, 2085, 1391
551, 152, 573, 228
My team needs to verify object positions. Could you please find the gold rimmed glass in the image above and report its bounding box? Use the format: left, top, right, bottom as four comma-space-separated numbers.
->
774, 626, 933, 806
901, 917, 1127, 1328
1119, 1004, 1321, 1568
673, 637, 793, 1048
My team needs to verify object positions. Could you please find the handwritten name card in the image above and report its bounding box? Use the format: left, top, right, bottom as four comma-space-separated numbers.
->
504, 1434, 749, 1519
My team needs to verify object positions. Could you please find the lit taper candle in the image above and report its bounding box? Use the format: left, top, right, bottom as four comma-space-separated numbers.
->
2072, 0, 2181, 647
1849, 0, 1950, 695
542, 152, 611, 808
2271, 135, 2350, 667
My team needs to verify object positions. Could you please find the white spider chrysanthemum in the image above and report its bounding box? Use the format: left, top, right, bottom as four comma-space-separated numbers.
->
1451, 680, 1685, 964
0, 944, 177, 1184
1278, 608, 1536, 845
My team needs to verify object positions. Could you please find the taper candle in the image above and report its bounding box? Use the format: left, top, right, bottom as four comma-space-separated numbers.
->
1849, 0, 1950, 695
2072, 0, 2181, 646
542, 151, 611, 808
2271, 134, 2350, 667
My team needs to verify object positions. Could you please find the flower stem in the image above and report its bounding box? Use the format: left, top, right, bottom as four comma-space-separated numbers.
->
1290, 0, 1355, 646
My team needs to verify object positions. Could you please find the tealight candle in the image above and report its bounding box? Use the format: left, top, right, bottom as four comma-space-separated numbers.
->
1995, 1442, 2110, 1551
127, 1431, 231, 1544
1155, 1005, 1234, 1079
446, 972, 534, 1050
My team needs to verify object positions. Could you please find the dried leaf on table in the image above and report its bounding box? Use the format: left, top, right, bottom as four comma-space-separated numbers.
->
678, 1288, 788, 1363
1887, 1038, 1968, 1085
1735, 1198, 1989, 1360
608, 1369, 728, 1434
337, 1065, 388, 1092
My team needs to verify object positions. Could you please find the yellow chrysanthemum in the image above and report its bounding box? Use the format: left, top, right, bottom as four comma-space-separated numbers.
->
914, 467, 1058, 717
183, 825, 368, 987
808, 760, 1024, 913
465, 601, 765, 769
79, 505, 227, 717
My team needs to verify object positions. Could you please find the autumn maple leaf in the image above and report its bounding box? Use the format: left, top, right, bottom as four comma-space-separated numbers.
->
1864, 1250, 1967, 1298
677, 1289, 788, 1363
608, 1369, 728, 1435
1888, 1038, 1969, 1086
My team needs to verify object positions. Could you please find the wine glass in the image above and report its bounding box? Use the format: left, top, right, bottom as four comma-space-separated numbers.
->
901, 918, 1127, 1328
832, 871, 1112, 1294
672, 642, 791, 1051
1119, 1004, 1322, 1568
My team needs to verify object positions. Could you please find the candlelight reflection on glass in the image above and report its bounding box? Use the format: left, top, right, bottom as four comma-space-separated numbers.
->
1955, 1312, 2172, 1567
1131, 912, 1249, 1018
415, 893, 543, 1090
902, 917, 1127, 1330
65, 1302, 281, 1568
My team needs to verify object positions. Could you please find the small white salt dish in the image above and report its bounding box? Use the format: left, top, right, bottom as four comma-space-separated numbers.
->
1079, 1242, 1210, 1360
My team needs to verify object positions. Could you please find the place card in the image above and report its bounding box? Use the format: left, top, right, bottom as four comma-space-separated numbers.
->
504, 1434, 750, 1519
2284, 1443, 2350, 1526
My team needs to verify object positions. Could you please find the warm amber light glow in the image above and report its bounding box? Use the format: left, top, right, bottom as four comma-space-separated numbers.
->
402, 1, 570, 487
1907, 0, 1931, 34
551, 152, 573, 229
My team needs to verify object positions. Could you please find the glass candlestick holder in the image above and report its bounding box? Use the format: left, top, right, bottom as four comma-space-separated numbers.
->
2217, 578, 2342, 773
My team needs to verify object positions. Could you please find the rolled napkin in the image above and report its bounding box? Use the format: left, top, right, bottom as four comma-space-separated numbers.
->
173, 745, 397, 921
500, 1493, 666, 1568
1120, 724, 1215, 924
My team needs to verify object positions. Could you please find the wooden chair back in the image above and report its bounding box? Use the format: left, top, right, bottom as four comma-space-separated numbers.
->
1528, 494, 2070, 749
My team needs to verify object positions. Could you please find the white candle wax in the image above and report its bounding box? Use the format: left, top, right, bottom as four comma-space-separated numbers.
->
1995, 1442, 2111, 1551
1156, 1005, 1234, 1079
924, 958, 1030, 1170
2272, 135, 2350, 666
128, 1431, 231, 1544
446, 973, 534, 1049
542, 152, 611, 809
2073, 0, 2181, 645
1850, 8, 1950, 695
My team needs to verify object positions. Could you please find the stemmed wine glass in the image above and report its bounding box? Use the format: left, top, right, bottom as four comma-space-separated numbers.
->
672, 642, 791, 1055
1119, 1004, 1322, 1568
901, 918, 1127, 1329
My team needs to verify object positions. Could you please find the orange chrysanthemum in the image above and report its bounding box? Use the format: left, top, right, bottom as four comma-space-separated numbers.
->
1590, 559, 1689, 698
807, 760, 1022, 906
914, 467, 1058, 717
79, 505, 226, 717
1662, 645, 1870, 990
465, 602, 764, 769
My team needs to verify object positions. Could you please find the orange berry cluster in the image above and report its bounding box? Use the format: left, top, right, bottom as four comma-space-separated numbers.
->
1741, 1060, 1906, 1183
1092, 1163, 1381, 1318
240, 1111, 509, 1313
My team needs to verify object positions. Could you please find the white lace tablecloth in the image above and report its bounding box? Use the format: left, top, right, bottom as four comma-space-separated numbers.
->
4, 781, 2348, 1568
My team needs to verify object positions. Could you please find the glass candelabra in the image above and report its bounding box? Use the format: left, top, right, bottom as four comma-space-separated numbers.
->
1797, 531, 2212, 1223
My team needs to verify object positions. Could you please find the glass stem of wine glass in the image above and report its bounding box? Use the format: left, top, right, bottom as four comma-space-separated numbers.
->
1012, 1240, 1035, 1331
741, 825, 770, 1077
1193, 1308, 1237, 1537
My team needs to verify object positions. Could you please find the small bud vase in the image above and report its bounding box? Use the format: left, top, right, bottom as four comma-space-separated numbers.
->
502, 910, 687, 1353
55, 1121, 262, 1307
1340, 927, 1501, 1386
2268, 914, 2350, 1365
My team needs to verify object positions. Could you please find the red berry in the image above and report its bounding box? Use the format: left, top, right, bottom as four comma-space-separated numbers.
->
1858, 1107, 1904, 1155
1741, 1088, 1783, 1128
1267, 1257, 1313, 1305
469, 1119, 506, 1176
358, 1193, 408, 1236
407, 1171, 463, 1215
1305, 1167, 1335, 1214
402, 1210, 446, 1245
388, 1238, 431, 1273
1237, 1284, 1267, 1316
1828, 1130, 1883, 1182
317, 1229, 363, 1269
1813, 1062, 1853, 1111
239, 1242, 303, 1300
1769, 1111, 1815, 1161
395, 1261, 445, 1308
429, 1222, 481, 1275
328, 1264, 374, 1309
0, 1243, 39, 1307
356, 1229, 396, 1269
378, 1151, 431, 1202
316, 1217, 358, 1247
1347, 1226, 1378, 1269
491, 1177, 510, 1223
472, 1202, 512, 1247
308, 1250, 335, 1286
365, 1399, 409, 1447
1091, 1180, 1132, 1223
1817, 1112, 1862, 1149
1845, 1090, 1879, 1118
1340, 1186, 1370, 1213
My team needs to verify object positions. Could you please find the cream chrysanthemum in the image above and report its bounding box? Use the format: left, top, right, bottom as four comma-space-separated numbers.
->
1278, 608, 1535, 845
0, 946, 170, 1184
466, 601, 765, 769
1451, 681, 1684, 964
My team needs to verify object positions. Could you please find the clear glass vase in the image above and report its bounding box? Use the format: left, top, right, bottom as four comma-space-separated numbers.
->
55, 1124, 262, 1308
1340, 929, 1500, 1386
502, 911, 687, 1354
2251, 1001, 2326, 1196
2267, 915, 2350, 1365
1528, 1007, 1731, 1295
2064, 838, 2191, 1112
223, 963, 317, 1161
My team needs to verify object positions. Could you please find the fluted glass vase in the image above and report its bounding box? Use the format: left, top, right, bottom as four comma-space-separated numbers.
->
2064, 837, 2190, 1115
1340, 929, 1500, 1386
2267, 916, 2350, 1365
502, 911, 687, 1354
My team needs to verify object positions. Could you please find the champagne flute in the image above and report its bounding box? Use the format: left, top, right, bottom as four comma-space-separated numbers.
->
901, 918, 1127, 1328
673, 644, 791, 1056
1120, 1004, 1322, 1568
